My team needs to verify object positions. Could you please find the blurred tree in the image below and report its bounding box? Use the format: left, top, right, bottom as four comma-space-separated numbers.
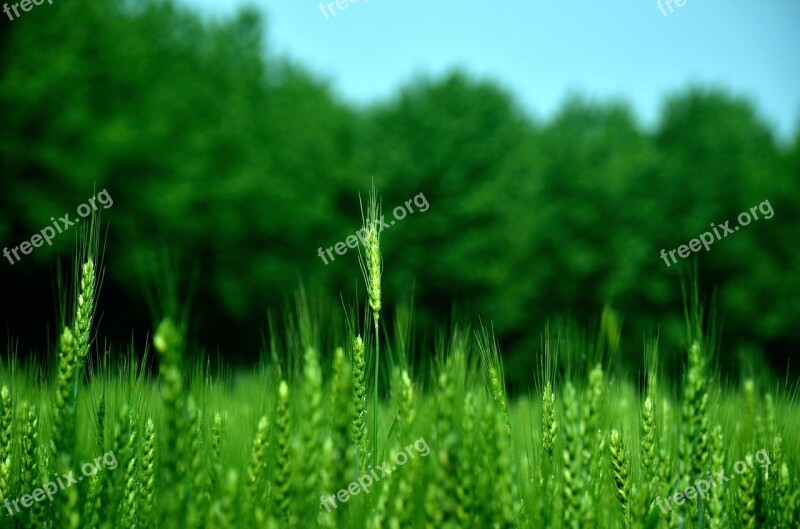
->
0, 0, 358, 358
0, 1, 797, 385
505, 97, 661, 376
650, 88, 798, 372
355, 72, 536, 343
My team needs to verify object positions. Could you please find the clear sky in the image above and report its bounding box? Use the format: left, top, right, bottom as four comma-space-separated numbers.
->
180, 0, 800, 141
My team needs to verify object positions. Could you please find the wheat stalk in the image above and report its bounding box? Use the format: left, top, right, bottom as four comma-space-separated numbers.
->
609, 428, 631, 527
358, 185, 383, 471
0, 386, 12, 506
541, 381, 557, 457
561, 382, 585, 529
640, 396, 657, 485
351, 335, 369, 473
299, 347, 323, 525
141, 417, 156, 529
274, 380, 292, 524
248, 415, 269, 524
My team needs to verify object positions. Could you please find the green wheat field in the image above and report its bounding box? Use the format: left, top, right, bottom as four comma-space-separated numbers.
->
0, 209, 798, 529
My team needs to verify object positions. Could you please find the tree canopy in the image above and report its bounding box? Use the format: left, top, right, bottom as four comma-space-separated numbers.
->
1, 0, 797, 386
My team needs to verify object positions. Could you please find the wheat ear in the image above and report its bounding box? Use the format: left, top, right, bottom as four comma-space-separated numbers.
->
351, 335, 369, 473
273, 380, 292, 524
562, 382, 584, 529
248, 415, 270, 523
541, 381, 557, 457
0, 386, 12, 506
609, 429, 631, 526
141, 417, 156, 529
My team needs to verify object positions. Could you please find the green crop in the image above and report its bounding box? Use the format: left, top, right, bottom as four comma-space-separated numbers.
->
0, 210, 798, 529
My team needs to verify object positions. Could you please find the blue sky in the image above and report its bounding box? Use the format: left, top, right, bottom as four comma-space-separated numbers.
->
181, 0, 800, 141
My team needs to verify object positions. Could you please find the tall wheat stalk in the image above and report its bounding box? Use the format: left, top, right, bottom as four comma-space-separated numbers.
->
359, 185, 382, 470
